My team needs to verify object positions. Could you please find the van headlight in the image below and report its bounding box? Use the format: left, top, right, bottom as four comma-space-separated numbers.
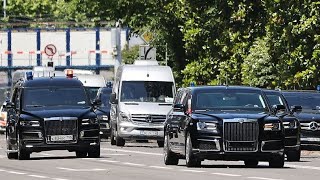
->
19, 120, 40, 127
119, 112, 131, 122
264, 122, 281, 131
82, 118, 98, 125
197, 121, 218, 132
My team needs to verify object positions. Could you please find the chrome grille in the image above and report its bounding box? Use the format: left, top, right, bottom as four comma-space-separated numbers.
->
224, 121, 259, 152
131, 114, 166, 124
44, 117, 78, 144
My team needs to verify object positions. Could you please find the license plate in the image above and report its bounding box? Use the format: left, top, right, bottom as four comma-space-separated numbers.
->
50, 135, 73, 141
140, 131, 158, 136
301, 137, 320, 142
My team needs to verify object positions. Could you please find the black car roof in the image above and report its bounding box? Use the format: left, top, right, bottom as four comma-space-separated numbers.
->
282, 91, 320, 96
22, 77, 83, 87
187, 85, 262, 92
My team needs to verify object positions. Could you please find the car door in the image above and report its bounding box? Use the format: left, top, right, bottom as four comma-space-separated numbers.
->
177, 89, 190, 151
6, 87, 21, 150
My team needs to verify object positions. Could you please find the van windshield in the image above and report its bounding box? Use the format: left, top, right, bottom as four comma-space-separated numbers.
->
85, 87, 100, 101
120, 81, 174, 103
22, 87, 89, 110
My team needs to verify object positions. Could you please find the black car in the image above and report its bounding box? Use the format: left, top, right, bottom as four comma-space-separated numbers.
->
263, 89, 302, 161
95, 87, 112, 138
164, 86, 285, 168
282, 91, 320, 147
5, 73, 101, 160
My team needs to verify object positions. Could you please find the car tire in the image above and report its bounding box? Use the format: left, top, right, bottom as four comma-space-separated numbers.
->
287, 149, 301, 162
269, 154, 284, 168
157, 140, 164, 147
17, 134, 30, 160
110, 127, 116, 145
244, 159, 259, 167
76, 151, 87, 158
115, 128, 125, 147
185, 133, 201, 167
163, 133, 179, 165
6, 134, 18, 159
88, 145, 100, 158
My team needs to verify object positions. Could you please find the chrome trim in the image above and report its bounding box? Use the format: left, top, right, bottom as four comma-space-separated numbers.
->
194, 139, 221, 152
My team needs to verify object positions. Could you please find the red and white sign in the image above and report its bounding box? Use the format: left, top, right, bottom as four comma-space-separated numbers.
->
44, 44, 57, 56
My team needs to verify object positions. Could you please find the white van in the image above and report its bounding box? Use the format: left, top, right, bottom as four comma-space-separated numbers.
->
110, 60, 175, 147
75, 74, 106, 101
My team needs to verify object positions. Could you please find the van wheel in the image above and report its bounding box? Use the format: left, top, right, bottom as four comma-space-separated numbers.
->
287, 149, 301, 162
88, 145, 100, 158
269, 154, 284, 168
185, 133, 201, 167
157, 140, 164, 147
76, 151, 87, 158
17, 135, 30, 160
115, 128, 125, 146
244, 159, 259, 167
164, 133, 179, 165
110, 128, 116, 145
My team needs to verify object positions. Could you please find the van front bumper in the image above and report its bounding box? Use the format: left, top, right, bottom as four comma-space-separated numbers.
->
118, 122, 164, 140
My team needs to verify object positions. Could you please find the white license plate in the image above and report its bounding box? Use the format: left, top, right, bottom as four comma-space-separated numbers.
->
301, 137, 320, 142
50, 135, 73, 141
140, 131, 158, 136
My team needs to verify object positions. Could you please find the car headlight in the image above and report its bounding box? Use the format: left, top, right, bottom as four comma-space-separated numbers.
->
283, 121, 298, 129
97, 115, 109, 121
19, 120, 40, 127
119, 112, 131, 122
82, 118, 98, 125
264, 122, 281, 131
197, 121, 218, 132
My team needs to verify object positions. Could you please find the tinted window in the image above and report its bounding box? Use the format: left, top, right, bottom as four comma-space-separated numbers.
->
284, 92, 320, 110
266, 94, 284, 106
22, 87, 89, 110
120, 81, 174, 103
194, 90, 267, 111
85, 87, 100, 101
100, 91, 111, 108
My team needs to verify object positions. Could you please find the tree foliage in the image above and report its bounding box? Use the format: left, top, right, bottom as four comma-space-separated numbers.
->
1, 0, 320, 89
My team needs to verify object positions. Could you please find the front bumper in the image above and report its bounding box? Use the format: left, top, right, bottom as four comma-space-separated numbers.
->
192, 137, 284, 161
118, 121, 164, 140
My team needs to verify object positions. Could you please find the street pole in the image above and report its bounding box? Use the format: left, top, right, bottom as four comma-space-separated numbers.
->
3, 0, 6, 18
111, 23, 121, 77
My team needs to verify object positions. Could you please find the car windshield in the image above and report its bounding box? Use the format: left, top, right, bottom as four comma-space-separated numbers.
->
284, 92, 320, 111
22, 87, 89, 110
100, 91, 111, 109
265, 94, 285, 106
194, 90, 267, 112
85, 87, 100, 102
120, 81, 174, 103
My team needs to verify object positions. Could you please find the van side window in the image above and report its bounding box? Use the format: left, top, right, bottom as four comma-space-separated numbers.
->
174, 89, 183, 105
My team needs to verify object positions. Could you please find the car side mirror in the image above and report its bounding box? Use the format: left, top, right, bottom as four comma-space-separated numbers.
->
110, 93, 118, 104
272, 104, 286, 114
291, 105, 302, 113
5, 102, 15, 109
173, 104, 185, 112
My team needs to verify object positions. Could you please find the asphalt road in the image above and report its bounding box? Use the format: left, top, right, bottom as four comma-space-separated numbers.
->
1, 135, 320, 180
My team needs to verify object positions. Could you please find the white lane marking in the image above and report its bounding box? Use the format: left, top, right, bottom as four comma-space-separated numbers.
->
52, 179, 69, 180
260, 162, 320, 171
149, 166, 173, 170
102, 148, 162, 156
102, 153, 128, 156
7, 171, 27, 175
0, 169, 5, 172
212, 172, 242, 177
57, 167, 106, 172
180, 169, 206, 173
28, 175, 48, 178
248, 177, 283, 180
39, 153, 54, 156
99, 160, 120, 163
122, 162, 146, 167
0, 155, 6, 158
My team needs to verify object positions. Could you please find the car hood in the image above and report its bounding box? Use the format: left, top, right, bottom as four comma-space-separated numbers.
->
20, 108, 95, 120
295, 112, 320, 122
192, 112, 269, 122
120, 102, 172, 115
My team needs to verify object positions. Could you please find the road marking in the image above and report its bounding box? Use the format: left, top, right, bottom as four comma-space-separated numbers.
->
286, 164, 320, 170
102, 148, 162, 156
180, 169, 206, 173
39, 153, 54, 156
103, 153, 128, 156
7, 171, 27, 175
247, 177, 284, 180
57, 167, 106, 172
0, 155, 6, 158
52, 178, 69, 180
0, 169, 5, 171
99, 160, 120, 163
212, 172, 242, 177
122, 162, 146, 167
28, 175, 48, 178
149, 166, 173, 170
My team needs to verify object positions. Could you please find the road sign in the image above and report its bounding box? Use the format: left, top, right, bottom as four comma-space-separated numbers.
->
139, 45, 156, 61
141, 31, 154, 44
44, 44, 57, 56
